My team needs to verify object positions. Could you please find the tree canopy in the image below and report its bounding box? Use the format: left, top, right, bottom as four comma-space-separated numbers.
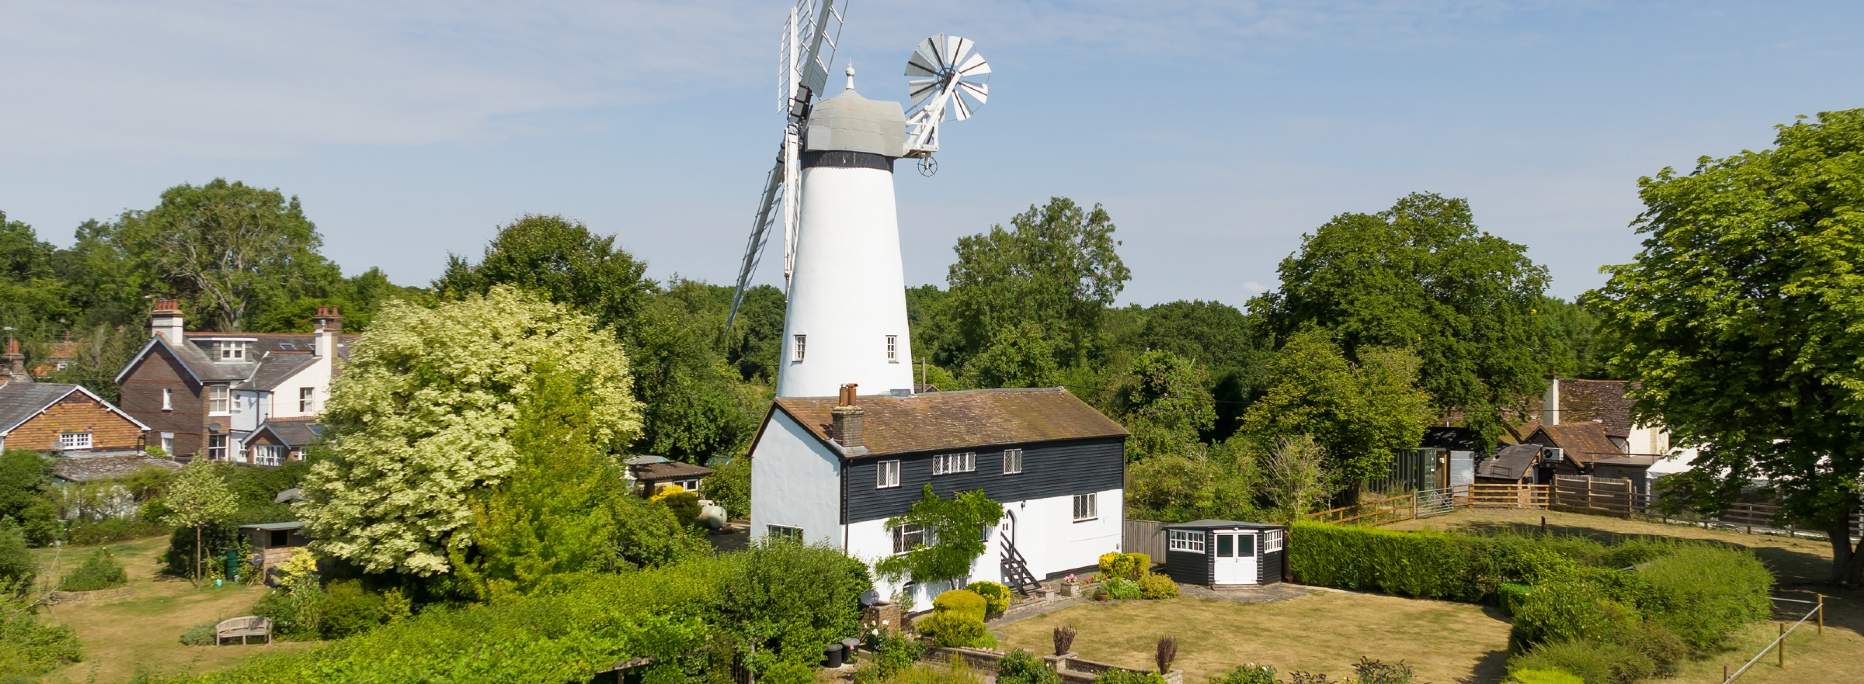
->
300, 286, 642, 576
1239, 329, 1433, 487
1254, 192, 1553, 444
1584, 108, 1864, 584
942, 197, 1130, 366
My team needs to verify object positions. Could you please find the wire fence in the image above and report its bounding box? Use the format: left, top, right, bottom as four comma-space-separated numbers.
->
1720, 594, 1828, 683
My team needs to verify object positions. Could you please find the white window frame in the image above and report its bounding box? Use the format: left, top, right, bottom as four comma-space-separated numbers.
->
891, 523, 927, 555
673, 478, 702, 492
206, 434, 229, 461
59, 432, 93, 450
1168, 529, 1207, 553
768, 525, 804, 543
885, 334, 898, 363
299, 387, 314, 412
160, 432, 174, 455
207, 385, 231, 415
1263, 529, 1284, 553
254, 444, 286, 466
1002, 448, 1024, 475
876, 459, 901, 488
1072, 493, 1098, 522
933, 452, 976, 475
162, 388, 173, 411
792, 334, 806, 362
217, 341, 249, 360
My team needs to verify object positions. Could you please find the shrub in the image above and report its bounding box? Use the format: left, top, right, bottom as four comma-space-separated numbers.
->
66, 518, 168, 546
932, 589, 987, 622
1102, 577, 1142, 600
712, 541, 872, 676
319, 580, 391, 639
874, 630, 925, 677
1508, 639, 1656, 684
1093, 670, 1166, 684
1496, 583, 1533, 616
254, 582, 327, 639
0, 580, 83, 677
997, 649, 1061, 684
0, 520, 34, 587
650, 485, 702, 525
1098, 552, 1150, 581
1352, 657, 1414, 684
1507, 575, 1641, 653
885, 661, 984, 684
1053, 625, 1077, 656
1209, 664, 1277, 684
1137, 572, 1179, 600
57, 548, 129, 592
758, 659, 816, 684
1505, 668, 1583, 684
966, 580, 1012, 617
914, 610, 995, 649
1636, 545, 1771, 654
180, 621, 217, 646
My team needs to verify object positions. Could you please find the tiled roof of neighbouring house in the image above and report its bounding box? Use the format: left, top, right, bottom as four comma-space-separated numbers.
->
629, 461, 714, 481
0, 383, 83, 434
1476, 443, 1542, 480
771, 387, 1128, 458
52, 455, 183, 482
1533, 422, 1624, 466
254, 417, 325, 447
1555, 379, 1639, 437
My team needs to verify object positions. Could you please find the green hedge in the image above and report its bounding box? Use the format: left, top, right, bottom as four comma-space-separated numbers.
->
1286, 522, 1577, 601
1635, 545, 1771, 654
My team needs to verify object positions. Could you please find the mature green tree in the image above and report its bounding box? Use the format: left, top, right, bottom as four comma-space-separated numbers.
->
630, 280, 764, 460
0, 450, 60, 546
435, 214, 652, 335
250, 267, 432, 333
160, 461, 240, 583
725, 284, 787, 384
945, 197, 1130, 366
964, 321, 1063, 389
1124, 443, 1259, 523
1584, 109, 1864, 584
1240, 330, 1433, 489
448, 364, 702, 599
1109, 351, 1216, 461
299, 287, 642, 576
1128, 300, 1274, 439
106, 179, 342, 331
1255, 193, 1553, 444
50, 219, 150, 331
874, 486, 1003, 589
1536, 296, 1616, 379
1260, 435, 1331, 520
0, 212, 74, 341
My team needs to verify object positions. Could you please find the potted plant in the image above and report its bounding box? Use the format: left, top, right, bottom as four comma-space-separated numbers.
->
1059, 573, 1083, 597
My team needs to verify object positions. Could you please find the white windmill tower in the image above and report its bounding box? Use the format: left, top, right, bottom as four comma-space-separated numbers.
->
727, 1, 991, 399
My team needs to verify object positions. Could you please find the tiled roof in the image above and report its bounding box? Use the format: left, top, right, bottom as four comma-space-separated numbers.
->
1556, 379, 1638, 437
1476, 443, 1541, 480
124, 332, 354, 388
0, 383, 81, 434
248, 353, 319, 390
771, 387, 1128, 458
52, 455, 182, 482
629, 461, 713, 481
255, 418, 324, 447
1533, 422, 1623, 466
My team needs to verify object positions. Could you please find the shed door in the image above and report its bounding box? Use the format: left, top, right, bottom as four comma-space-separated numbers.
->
1213, 531, 1258, 584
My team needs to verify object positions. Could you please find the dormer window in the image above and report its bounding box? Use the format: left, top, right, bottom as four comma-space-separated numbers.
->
217, 341, 250, 360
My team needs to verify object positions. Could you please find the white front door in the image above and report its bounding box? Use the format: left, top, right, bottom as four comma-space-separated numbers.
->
1213, 531, 1259, 584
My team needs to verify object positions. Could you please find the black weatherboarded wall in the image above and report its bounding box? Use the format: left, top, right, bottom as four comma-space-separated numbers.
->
840, 437, 1125, 524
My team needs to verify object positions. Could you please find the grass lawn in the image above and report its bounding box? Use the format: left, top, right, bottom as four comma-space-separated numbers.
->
29, 535, 317, 682
994, 592, 1512, 682
1389, 508, 1864, 683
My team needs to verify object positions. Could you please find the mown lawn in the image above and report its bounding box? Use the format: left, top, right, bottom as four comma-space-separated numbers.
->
1389, 508, 1863, 683
993, 591, 1511, 682
30, 535, 316, 682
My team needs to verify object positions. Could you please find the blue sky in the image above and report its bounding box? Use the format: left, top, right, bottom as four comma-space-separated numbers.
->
3, 1, 1860, 305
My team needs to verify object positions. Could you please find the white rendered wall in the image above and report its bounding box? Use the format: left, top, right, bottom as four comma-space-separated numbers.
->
847, 488, 1124, 608
749, 411, 844, 546
776, 165, 915, 398
267, 362, 331, 419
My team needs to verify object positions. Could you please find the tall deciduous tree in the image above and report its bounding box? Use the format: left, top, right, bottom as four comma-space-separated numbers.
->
1240, 329, 1432, 488
0, 212, 74, 342
160, 461, 239, 583
965, 321, 1062, 389
107, 179, 341, 331
435, 214, 652, 335
1110, 351, 1216, 461
945, 197, 1130, 366
1255, 193, 1552, 444
1584, 109, 1864, 584
299, 287, 642, 576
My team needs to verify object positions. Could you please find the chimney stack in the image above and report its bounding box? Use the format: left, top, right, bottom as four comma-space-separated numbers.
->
150, 299, 184, 345
831, 383, 864, 449
1, 337, 27, 385
313, 305, 342, 359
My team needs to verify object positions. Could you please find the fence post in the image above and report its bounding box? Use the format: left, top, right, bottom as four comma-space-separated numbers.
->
1586, 477, 1594, 513
1777, 622, 1785, 667
1817, 594, 1825, 635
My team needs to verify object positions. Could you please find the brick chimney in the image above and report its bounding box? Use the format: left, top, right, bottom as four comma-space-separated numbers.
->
830, 383, 864, 449
312, 305, 342, 359
150, 298, 184, 345
1, 337, 28, 385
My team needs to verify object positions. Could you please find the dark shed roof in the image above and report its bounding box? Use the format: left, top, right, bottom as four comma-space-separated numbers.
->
629, 461, 713, 481
1532, 422, 1623, 466
1164, 520, 1287, 531
771, 387, 1128, 458
1476, 443, 1541, 480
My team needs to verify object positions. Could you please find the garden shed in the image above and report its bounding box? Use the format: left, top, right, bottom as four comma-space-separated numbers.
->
1160, 520, 1287, 587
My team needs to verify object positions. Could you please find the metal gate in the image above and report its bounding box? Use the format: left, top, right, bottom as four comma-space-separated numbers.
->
1414, 486, 1458, 518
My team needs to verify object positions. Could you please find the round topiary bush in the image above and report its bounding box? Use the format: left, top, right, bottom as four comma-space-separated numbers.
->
931, 588, 987, 622
1136, 573, 1178, 600
965, 581, 1011, 617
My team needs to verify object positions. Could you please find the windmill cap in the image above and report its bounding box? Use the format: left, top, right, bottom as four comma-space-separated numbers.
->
806, 88, 907, 158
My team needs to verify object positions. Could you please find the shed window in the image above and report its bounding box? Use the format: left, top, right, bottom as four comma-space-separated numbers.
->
162, 388, 173, 411
1002, 448, 1023, 475
767, 525, 804, 543
58, 432, 93, 450
1263, 529, 1284, 553
891, 523, 926, 554
269, 530, 288, 547
792, 334, 806, 362
1072, 493, 1098, 522
876, 460, 900, 488
1168, 529, 1206, 553
932, 452, 975, 475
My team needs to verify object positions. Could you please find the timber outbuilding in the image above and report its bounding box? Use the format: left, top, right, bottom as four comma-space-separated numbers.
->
1160, 520, 1287, 587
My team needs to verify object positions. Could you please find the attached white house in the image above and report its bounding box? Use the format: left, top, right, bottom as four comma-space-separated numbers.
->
749, 385, 1128, 606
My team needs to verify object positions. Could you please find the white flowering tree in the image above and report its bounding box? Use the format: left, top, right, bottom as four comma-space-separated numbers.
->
297, 286, 642, 576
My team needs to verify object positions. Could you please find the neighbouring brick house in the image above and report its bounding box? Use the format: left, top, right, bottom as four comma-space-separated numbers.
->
115, 299, 350, 465
0, 380, 150, 455
244, 417, 325, 465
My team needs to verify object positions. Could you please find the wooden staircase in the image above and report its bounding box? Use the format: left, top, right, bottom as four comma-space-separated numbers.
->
999, 538, 1041, 596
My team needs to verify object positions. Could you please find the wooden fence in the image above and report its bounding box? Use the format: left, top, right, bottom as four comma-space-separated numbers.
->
1551, 475, 1638, 517
1467, 483, 1549, 509
1123, 519, 1167, 560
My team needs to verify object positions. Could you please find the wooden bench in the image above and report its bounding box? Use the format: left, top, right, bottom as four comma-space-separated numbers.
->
215, 616, 273, 645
